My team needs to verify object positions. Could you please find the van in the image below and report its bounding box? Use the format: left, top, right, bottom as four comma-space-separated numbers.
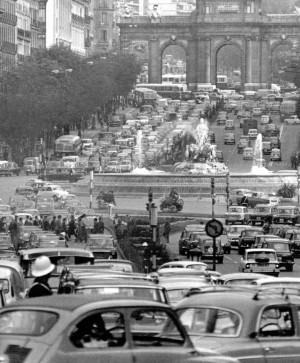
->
248, 129, 258, 139
261, 115, 270, 124
23, 157, 41, 175
225, 119, 235, 130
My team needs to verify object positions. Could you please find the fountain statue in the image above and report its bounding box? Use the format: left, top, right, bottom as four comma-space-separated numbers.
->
250, 133, 271, 174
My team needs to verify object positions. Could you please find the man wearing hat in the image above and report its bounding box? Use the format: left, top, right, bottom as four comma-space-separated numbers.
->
27, 256, 55, 298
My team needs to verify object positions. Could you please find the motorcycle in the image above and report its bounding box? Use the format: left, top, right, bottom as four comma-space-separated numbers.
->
160, 194, 184, 212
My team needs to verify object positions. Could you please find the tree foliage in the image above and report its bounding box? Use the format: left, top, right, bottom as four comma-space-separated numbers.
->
276, 183, 296, 198
0, 46, 141, 159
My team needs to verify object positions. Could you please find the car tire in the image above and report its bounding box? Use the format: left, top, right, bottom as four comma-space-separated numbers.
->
218, 257, 224, 264
286, 265, 293, 272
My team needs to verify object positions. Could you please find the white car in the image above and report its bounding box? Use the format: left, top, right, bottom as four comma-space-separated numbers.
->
239, 248, 280, 276
284, 115, 300, 124
158, 261, 208, 271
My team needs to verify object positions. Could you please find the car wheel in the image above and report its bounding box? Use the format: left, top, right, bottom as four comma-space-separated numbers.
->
225, 220, 228, 225
286, 265, 293, 272
218, 257, 224, 264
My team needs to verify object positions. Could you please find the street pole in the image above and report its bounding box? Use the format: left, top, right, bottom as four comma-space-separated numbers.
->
211, 177, 216, 271
89, 170, 94, 209
226, 172, 230, 212
298, 167, 300, 205
150, 204, 158, 271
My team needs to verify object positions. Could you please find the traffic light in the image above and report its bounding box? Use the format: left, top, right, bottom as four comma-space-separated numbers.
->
211, 178, 215, 189
146, 203, 150, 211
212, 194, 216, 205
148, 189, 153, 203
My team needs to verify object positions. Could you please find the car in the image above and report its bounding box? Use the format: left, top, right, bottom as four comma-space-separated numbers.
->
252, 107, 262, 116
284, 115, 300, 124
0, 296, 239, 363
261, 114, 270, 124
226, 225, 252, 249
178, 224, 205, 255
285, 228, 300, 257
248, 204, 275, 226
225, 119, 235, 130
270, 148, 281, 161
248, 129, 258, 139
225, 205, 249, 225
217, 272, 269, 287
238, 227, 263, 255
159, 276, 211, 305
255, 237, 294, 272
252, 277, 300, 291
237, 136, 249, 153
208, 131, 216, 144
262, 141, 272, 155
158, 261, 208, 272
198, 238, 224, 264
239, 248, 280, 276
242, 147, 254, 160
86, 234, 117, 260
224, 132, 235, 145
216, 117, 226, 126
272, 205, 300, 225
215, 150, 224, 162
176, 288, 300, 362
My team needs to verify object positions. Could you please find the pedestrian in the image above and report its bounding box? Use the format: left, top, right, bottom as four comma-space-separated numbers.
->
163, 221, 171, 243
98, 216, 105, 234
24, 216, 32, 226
92, 218, 100, 234
27, 256, 55, 298
50, 216, 56, 232
62, 217, 68, 234
42, 216, 50, 231
0, 217, 6, 233
240, 195, 249, 207
33, 216, 40, 226
78, 215, 88, 243
68, 215, 77, 240
8, 216, 20, 252
55, 215, 63, 235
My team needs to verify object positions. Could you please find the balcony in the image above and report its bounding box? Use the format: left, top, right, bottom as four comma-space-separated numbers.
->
72, 13, 85, 26
31, 18, 39, 29
0, 41, 17, 55
0, 12, 17, 26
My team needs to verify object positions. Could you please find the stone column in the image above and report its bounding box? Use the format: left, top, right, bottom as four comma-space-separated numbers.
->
197, 38, 209, 84
205, 38, 211, 83
186, 39, 198, 90
260, 37, 271, 87
245, 37, 252, 84
148, 38, 161, 83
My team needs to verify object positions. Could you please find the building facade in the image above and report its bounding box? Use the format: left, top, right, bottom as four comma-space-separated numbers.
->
0, 0, 17, 71
143, 0, 195, 16
46, 0, 92, 55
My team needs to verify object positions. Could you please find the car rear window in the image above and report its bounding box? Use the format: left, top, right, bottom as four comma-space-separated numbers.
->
0, 310, 58, 336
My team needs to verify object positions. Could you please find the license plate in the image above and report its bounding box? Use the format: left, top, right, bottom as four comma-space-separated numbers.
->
252, 265, 272, 272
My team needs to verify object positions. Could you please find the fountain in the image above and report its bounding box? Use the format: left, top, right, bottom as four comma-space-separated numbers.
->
250, 133, 272, 175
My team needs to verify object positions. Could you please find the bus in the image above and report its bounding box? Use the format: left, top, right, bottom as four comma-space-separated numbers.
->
136, 83, 191, 100
162, 73, 186, 84
133, 88, 158, 107
216, 75, 228, 89
54, 135, 82, 157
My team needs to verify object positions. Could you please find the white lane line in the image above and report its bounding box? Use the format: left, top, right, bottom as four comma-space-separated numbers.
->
279, 123, 284, 140
225, 255, 238, 264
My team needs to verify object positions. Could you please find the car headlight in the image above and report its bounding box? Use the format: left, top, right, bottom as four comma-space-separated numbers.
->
276, 264, 280, 269
245, 264, 250, 269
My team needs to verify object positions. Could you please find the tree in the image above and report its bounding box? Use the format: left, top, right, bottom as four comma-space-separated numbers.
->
0, 46, 141, 161
277, 183, 296, 198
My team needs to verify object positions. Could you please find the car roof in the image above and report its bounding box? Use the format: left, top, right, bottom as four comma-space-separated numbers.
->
220, 273, 269, 281
175, 290, 300, 310
159, 261, 207, 268
76, 278, 160, 288
8, 296, 168, 312
246, 248, 276, 253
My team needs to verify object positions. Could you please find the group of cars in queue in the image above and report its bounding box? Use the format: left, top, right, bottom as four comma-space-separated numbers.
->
213, 88, 299, 163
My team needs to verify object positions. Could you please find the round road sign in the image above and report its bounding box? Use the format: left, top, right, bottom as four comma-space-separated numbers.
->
205, 219, 224, 238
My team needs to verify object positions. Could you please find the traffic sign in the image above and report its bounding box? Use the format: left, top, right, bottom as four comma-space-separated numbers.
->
205, 219, 224, 238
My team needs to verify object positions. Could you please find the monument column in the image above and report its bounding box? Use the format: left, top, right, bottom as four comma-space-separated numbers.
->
186, 38, 198, 90
148, 38, 161, 83
245, 37, 252, 84
205, 38, 211, 83
260, 37, 271, 87
197, 37, 209, 84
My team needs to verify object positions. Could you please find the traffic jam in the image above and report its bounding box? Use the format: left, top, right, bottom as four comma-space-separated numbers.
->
0, 85, 300, 362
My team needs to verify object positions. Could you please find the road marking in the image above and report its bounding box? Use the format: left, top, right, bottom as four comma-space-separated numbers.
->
225, 255, 238, 264
279, 124, 284, 140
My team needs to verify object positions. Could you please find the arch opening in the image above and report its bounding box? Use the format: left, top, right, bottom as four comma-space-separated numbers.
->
216, 44, 243, 91
161, 44, 187, 85
271, 42, 295, 87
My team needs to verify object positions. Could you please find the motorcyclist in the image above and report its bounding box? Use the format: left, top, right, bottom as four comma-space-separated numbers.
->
169, 188, 179, 202
240, 195, 249, 207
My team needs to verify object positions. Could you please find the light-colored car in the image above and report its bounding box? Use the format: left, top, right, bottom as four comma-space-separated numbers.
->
243, 147, 254, 160
225, 205, 249, 225
226, 225, 252, 248
270, 148, 281, 161
225, 119, 235, 130
239, 248, 280, 276
252, 107, 262, 116
158, 261, 208, 271
237, 136, 249, 153
224, 132, 235, 145
248, 128, 258, 139
284, 115, 300, 124
261, 114, 270, 124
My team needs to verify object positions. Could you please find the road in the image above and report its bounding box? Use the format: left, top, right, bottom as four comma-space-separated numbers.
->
210, 111, 299, 173
167, 228, 300, 277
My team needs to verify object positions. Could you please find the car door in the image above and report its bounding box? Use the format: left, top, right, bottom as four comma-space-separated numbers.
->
129, 307, 194, 363
257, 304, 300, 362
54, 309, 133, 363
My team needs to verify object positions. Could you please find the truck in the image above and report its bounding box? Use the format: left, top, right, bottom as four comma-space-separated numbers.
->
280, 100, 296, 115
242, 118, 258, 135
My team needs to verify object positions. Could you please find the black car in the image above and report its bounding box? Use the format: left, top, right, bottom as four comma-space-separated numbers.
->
248, 204, 274, 226
285, 229, 300, 258
256, 238, 294, 272
273, 206, 300, 225
238, 227, 262, 255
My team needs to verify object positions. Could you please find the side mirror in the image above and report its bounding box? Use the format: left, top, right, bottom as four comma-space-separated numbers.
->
249, 331, 258, 339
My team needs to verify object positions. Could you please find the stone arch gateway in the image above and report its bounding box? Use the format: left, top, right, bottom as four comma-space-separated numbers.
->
119, 0, 300, 89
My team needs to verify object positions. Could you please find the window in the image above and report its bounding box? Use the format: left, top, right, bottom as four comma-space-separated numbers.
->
259, 306, 294, 337
102, 12, 108, 24
130, 309, 184, 346
178, 308, 241, 336
70, 311, 126, 349
102, 30, 107, 41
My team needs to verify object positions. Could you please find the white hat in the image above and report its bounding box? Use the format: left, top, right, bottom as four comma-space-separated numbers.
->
31, 256, 55, 277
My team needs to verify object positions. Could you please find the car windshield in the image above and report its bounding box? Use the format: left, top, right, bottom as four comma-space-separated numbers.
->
277, 209, 295, 215
255, 207, 269, 213
178, 308, 241, 336
243, 230, 260, 237
87, 237, 114, 249
76, 287, 164, 302
264, 242, 290, 252
0, 310, 58, 336
247, 251, 276, 261
225, 279, 256, 286
229, 207, 243, 213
